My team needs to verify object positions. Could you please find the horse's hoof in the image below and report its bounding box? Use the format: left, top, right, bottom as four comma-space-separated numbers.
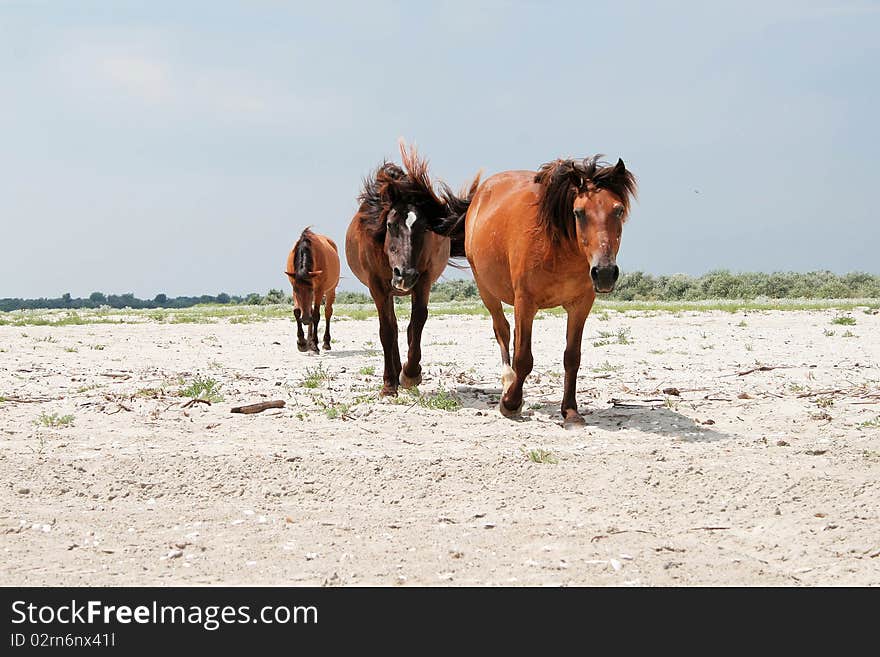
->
297, 342, 308, 352
380, 386, 399, 398
322, 342, 331, 351
498, 398, 523, 418
399, 371, 422, 389
563, 412, 586, 430
501, 364, 516, 394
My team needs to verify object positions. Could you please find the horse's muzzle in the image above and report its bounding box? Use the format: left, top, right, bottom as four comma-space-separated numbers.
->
391, 267, 420, 292
590, 264, 620, 293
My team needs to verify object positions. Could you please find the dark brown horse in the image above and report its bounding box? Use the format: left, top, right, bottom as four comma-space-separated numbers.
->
345, 142, 479, 396
285, 228, 340, 352
430, 155, 636, 427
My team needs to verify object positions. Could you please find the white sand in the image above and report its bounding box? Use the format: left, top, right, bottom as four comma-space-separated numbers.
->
1, 309, 879, 585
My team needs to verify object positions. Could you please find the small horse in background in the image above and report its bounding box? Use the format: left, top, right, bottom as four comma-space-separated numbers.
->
429, 155, 636, 427
345, 141, 480, 396
285, 228, 340, 353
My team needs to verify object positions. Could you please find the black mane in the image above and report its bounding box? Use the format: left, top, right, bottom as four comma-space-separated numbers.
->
292, 227, 315, 285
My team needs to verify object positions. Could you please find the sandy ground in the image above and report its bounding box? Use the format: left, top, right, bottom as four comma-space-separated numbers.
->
1, 308, 879, 586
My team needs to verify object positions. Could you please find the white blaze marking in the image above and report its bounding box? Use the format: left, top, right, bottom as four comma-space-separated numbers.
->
405, 211, 417, 230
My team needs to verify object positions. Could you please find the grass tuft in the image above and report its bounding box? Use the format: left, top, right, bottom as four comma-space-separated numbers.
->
179, 375, 224, 402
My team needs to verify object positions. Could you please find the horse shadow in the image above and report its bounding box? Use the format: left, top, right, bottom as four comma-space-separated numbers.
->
455, 385, 729, 443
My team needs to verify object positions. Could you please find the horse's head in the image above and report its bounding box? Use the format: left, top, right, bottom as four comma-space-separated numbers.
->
288, 230, 321, 323
290, 273, 322, 323
384, 203, 431, 292
378, 140, 448, 293
535, 156, 637, 294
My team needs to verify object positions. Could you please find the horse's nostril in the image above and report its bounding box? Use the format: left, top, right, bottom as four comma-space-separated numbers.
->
590, 266, 599, 280
612, 265, 620, 281
393, 267, 402, 278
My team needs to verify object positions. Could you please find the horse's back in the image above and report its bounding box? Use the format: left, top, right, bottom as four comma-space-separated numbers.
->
465, 171, 541, 303
310, 231, 341, 290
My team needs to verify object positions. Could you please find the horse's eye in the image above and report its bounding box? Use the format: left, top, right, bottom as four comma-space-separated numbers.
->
573, 208, 586, 221
613, 205, 625, 218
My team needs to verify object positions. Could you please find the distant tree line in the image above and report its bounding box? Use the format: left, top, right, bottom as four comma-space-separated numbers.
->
2, 271, 879, 312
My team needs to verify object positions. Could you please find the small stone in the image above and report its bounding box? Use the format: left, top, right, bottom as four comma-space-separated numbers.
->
167, 549, 183, 559
16, 487, 30, 495
776, 440, 790, 447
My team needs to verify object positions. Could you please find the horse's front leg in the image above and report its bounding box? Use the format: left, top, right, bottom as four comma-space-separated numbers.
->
308, 301, 321, 353
500, 296, 536, 417
294, 308, 307, 352
400, 280, 429, 389
561, 298, 592, 428
322, 290, 335, 351
371, 288, 401, 396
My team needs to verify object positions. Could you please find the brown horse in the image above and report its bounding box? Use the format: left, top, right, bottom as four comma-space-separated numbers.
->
345, 142, 479, 396
285, 228, 340, 353
430, 155, 636, 427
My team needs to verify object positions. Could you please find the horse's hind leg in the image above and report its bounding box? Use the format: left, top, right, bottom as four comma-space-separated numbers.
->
400, 280, 429, 389
480, 290, 514, 396
322, 290, 334, 351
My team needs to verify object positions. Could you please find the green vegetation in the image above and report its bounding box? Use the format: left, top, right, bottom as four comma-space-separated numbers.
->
397, 388, 462, 411
358, 365, 375, 376
36, 412, 74, 428
4, 272, 880, 325
178, 375, 224, 403
301, 364, 330, 389
524, 448, 558, 464
592, 361, 623, 373
831, 315, 856, 325
859, 416, 880, 429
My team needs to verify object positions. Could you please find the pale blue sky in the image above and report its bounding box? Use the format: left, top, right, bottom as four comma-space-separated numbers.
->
1, 1, 878, 297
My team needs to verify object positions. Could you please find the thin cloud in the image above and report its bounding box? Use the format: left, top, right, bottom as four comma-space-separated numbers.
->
99, 56, 171, 103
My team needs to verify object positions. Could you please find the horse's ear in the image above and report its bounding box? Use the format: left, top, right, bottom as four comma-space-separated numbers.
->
614, 158, 627, 177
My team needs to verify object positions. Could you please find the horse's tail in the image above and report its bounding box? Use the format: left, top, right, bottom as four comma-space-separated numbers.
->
432, 171, 481, 259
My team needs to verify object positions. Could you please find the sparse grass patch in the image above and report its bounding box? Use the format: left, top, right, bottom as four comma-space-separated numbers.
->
592, 361, 622, 373
323, 403, 350, 420
823, 329, 835, 337
74, 384, 101, 394
858, 415, 880, 429
178, 375, 224, 402
831, 315, 856, 325
36, 412, 74, 428
90, 344, 105, 350
815, 397, 834, 409
64, 346, 78, 353
842, 330, 857, 338
358, 366, 375, 376
745, 343, 754, 351
397, 388, 461, 411
523, 448, 557, 464
301, 364, 330, 389
737, 320, 748, 327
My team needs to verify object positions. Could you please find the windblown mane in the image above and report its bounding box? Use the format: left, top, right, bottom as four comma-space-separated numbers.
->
435, 172, 482, 258
355, 141, 449, 242
292, 227, 315, 285
533, 155, 637, 243
392, 140, 447, 219
356, 161, 406, 240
